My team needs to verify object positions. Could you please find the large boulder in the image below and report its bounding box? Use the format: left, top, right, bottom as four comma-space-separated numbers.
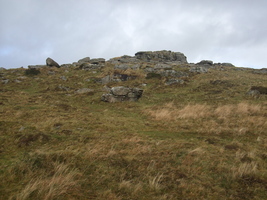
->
197, 60, 213, 66
101, 86, 143, 102
75, 88, 94, 95
46, 57, 60, 68
135, 50, 187, 63
111, 86, 131, 96
78, 57, 90, 64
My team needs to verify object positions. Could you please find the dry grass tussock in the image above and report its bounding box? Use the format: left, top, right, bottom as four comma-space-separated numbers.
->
8, 151, 82, 200
10, 163, 81, 200
147, 102, 266, 135
147, 102, 264, 120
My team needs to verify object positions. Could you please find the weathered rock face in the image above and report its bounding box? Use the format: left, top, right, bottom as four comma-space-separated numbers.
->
114, 64, 140, 70
101, 86, 143, 102
189, 66, 209, 73
90, 58, 105, 65
101, 73, 137, 84
108, 55, 141, 64
135, 50, 187, 63
79, 63, 103, 70
219, 63, 235, 67
46, 57, 60, 68
78, 57, 90, 64
197, 60, 213, 66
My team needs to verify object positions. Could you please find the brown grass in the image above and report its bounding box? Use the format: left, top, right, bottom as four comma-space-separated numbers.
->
11, 162, 82, 200
1, 65, 267, 200
146, 102, 267, 136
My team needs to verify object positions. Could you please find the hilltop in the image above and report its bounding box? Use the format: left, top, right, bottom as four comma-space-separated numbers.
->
0, 50, 267, 200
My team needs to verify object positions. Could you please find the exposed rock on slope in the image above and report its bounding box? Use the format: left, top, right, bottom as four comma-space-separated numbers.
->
101, 86, 143, 102
46, 57, 60, 68
135, 50, 187, 63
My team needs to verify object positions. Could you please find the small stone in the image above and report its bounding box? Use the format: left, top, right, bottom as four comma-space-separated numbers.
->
75, 88, 94, 94
47, 71, 56, 75
165, 79, 185, 85
19, 127, 25, 132
2, 79, 9, 84
60, 76, 67, 81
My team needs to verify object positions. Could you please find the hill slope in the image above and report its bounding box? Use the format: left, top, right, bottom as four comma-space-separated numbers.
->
1, 51, 267, 199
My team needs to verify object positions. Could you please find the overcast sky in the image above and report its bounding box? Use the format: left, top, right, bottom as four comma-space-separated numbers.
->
1, 0, 267, 69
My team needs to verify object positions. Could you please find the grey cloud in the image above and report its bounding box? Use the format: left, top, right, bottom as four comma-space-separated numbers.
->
1, 0, 267, 68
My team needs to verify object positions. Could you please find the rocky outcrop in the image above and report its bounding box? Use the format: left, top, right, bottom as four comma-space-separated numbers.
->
108, 55, 140, 64
100, 73, 137, 84
90, 58, 105, 65
114, 64, 140, 70
101, 86, 143, 102
189, 66, 209, 73
77, 58, 105, 70
78, 57, 90, 64
197, 60, 213, 66
79, 63, 103, 70
46, 57, 60, 68
144, 63, 188, 78
219, 63, 235, 67
135, 50, 187, 63
253, 68, 267, 74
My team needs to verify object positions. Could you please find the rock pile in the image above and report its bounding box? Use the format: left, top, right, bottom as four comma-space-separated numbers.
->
77, 57, 105, 70
101, 86, 143, 103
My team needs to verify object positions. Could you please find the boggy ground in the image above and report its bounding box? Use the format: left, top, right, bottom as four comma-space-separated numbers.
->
0, 64, 267, 200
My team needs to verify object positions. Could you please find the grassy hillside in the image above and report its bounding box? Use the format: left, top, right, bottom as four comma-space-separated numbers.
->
0, 64, 267, 200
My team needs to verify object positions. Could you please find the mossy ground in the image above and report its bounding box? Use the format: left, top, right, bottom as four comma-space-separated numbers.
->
0, 65, 267, 199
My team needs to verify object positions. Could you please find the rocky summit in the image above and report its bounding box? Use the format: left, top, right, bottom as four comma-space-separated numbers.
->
2, 50, 267, 102
135, 50, 187, 63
